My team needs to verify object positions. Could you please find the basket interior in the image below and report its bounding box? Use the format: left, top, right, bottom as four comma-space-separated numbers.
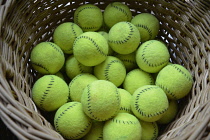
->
0, 0, 209, 139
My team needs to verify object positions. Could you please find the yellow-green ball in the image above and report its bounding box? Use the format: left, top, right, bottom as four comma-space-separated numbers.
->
157, 100, 178, 124
108, 22, 140, 54
103, 113, 142, 140
131, 85, 169, 122
73, 32, 108, 66
69, 73, 98, 102
94, 56, 126, 87
65, 55, 93, 79
98, 31, 114, 56
30, 42, 65, 74
131, 13, 160, 42
54, 102, 92, 139
156, 64, 193, 100
123, 68, 155, 95
136, 40, 170, 73
104, 2, 132, 28
118, 88, 132, 114
114, 51, 138, 72
32, 75, 69, 111
83, 120, 104, 140
139, 120, 159, 140
81, 80, 121, 121
53, 22, 83, 54
74, 4, 103, 31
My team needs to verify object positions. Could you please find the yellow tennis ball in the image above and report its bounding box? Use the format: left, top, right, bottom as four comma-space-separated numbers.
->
123, 69, 155, 95
65, 55, 93, 79
157, 100, 178, 124
30, 42, 65, 74
114, 51, 138, 72
139, 120, 159, 140
73, 32, 108, 66
118, 88, 132, 114
131, 13, 160, 42
54, 71, 65, 80
69, 73, 98, 102
32, 75, 69, 111
108, 21, 141, 54
53, 22, 83, 54
98, 31, 114, 56
104, 2, 132, 28
103, 113, 142, 140
83, 120, 104, 140
94, 56, 126, 87
81, 80, 121, 121
156, 64, 194, 100
136, 40, 170, 73
74, 4, 103, 31
131, 85, 169, 122
54, 102, 92, 139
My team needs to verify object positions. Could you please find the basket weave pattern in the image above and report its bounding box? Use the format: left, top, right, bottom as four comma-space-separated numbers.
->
0, 0, 209, 139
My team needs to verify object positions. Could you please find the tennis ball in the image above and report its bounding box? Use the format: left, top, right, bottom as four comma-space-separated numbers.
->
98, 31, 114, 56
32, 75, 69, 111
139, 120, 159, 140
94, 56, 126, 87
73, 32, 108, 66
69, 73, 98, 102
53, 22, 83, 54
83, 120, 104, 140
54, 102, 92, 139
104, 2, 132, 28
156, 64, 193, 100
123, 69, 155, 95
157, 100, 178, 124
54, 71, 65, 80
114, 51, 138, 72
74, 4, 103, 31
108, 22, 140, 54
81, 80, 120, 121
30, 42, 65, 74
136, 40, 170, 73
118, 88, 132, 114
65, 55, 93, 79
103, 113, 142, 140
131, 13, 160, 42
131, 85, 169, 122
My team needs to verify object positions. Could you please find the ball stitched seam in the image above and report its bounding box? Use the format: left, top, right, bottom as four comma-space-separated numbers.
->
110, 3, 130, 21
120, 58, 136, 65
120, 106, 131, 113
152, 122, 158, 140
111, 118, 138, 125
39, 76, 54, 110
48, 42, 63, 55
135, 24, 153, 39
75, 35, 107, 57
141, 41, 168, 67
108, 22, 134, 44
170, 65, 193, 82
134, 86, 168, 117
104, 59, 123, 81
157, 83, 177, 99
31, 62, 49, 73
75, 6, 100, 30
77, 62, 84, 73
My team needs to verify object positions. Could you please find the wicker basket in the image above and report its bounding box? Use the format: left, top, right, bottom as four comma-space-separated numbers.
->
0, 0, 209, 139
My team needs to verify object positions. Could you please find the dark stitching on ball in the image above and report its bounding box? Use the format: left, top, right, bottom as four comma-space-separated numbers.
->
157, 84, 177, 99
31, 62, 49, 72
74, 35, 107, 57
141, 41, 168, 67
149, 74, 154, 85
135, 24, 153, 39
120, 106, 131, 112
170, 65, 193, 82
104, 59, 124, 81
110, 3, 130, 21
71, 23, 77, 38
111, 118, 138, 124
74, 6, 100, 30
109, 22, 134, 44
134, 86, 168, 117
47, 42, 63, 55
39, 76, 54, 110
120, 58, 136, 65
78, 62, 84, 73
151, 122, 158, 140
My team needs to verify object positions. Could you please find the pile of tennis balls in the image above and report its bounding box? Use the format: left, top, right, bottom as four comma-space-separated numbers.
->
30, 2, 194, 140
